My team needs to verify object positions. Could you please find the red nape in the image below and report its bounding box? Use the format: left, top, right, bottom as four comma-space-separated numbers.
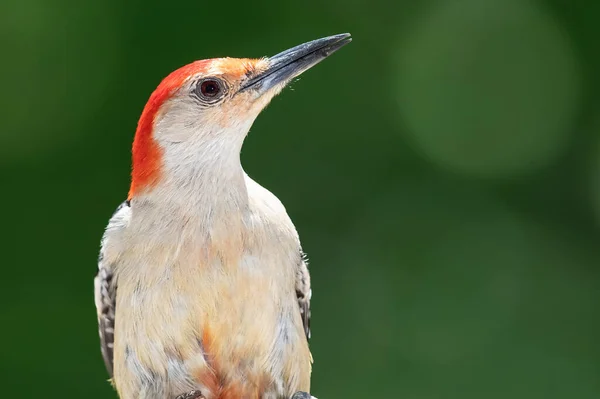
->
128, 60, 212, 199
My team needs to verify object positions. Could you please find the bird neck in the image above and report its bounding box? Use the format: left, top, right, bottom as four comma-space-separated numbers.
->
129, 114, 256, 237
133, 141, 249, 221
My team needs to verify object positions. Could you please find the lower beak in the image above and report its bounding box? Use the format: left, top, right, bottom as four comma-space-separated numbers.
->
241, 33, 352, 93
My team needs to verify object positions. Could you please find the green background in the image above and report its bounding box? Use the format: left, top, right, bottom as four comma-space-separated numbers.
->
2, 0, 600, 397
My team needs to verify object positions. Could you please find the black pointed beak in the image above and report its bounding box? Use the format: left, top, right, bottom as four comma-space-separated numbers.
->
241, 33, 352, 93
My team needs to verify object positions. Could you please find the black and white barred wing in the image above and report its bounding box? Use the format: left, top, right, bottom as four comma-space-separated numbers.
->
296, 251, 312, 340
94, 260, 116, 377
94, 200, 130, 378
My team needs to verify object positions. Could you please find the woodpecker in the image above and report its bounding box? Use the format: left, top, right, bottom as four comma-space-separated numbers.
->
94, 34, 351, 399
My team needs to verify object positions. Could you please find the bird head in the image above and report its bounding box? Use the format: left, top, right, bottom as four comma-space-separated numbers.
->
128, 33, 352, 199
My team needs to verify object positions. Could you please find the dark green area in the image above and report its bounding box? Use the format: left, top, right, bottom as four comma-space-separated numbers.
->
1, 0, 600, 397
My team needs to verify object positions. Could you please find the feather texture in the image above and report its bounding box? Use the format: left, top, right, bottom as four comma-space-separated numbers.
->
94, 200, 131, 377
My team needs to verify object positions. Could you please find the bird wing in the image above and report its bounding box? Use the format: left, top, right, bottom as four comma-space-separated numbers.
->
296, 251, 312, 340
94, 200, 131, 378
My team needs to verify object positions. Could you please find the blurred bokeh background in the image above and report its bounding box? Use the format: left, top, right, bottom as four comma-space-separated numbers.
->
1, 0, 599, 397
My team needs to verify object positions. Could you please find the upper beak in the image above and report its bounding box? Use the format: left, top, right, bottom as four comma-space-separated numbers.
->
240, 33, 352, 93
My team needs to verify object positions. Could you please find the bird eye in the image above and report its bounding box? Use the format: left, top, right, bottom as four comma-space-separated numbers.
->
200, 80, 220, 97
193, 78, 226, 103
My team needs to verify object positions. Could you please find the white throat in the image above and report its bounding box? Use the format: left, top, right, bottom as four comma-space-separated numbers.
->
135, 119, 255, 228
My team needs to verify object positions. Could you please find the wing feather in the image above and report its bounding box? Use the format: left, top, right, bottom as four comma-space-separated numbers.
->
296, 250, 312, 340
94, 200, 130, 377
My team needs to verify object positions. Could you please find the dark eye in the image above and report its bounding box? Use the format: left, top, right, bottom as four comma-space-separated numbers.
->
193, 78, 226, 103
200, 80, 220, 97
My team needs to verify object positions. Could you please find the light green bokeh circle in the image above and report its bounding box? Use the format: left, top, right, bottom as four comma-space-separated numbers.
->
395, 0, 581, 177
